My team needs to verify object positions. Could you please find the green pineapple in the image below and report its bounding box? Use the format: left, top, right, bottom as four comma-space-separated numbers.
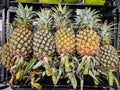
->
10, 3, 33, 58
95, 21, 119, 87
9, 3, 34, 85
76, 8, 100, 56
33, 8, 55, 86
1, 42, 14, 69
33, 8, 55, 59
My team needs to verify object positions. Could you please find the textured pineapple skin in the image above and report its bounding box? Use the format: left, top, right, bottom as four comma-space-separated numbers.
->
96, 45, 118, 71
55, 27, 75, 55
1, 42, 14, 69
76, 29, 100, 56
33, 29, 55, 59
10, 25, 33, 57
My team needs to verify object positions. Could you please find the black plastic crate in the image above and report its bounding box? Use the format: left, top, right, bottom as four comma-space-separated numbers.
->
0, 63, 4, 82
11, 85, 113, 90
0, 0, 5, 8
6, 75, 117, 90
0, 8, 6, 83
116, 12, 120, 52
0, 9, 6, 46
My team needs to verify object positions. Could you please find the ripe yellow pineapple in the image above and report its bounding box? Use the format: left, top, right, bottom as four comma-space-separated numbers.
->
76, 8, 100, 56
1, 42, 14, 69
52, 4, 75, 56
75, 8, 101, 88
52, 4, 76, 88
95, 21, 119, 87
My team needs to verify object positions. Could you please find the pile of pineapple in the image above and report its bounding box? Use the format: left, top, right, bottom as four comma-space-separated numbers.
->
0, 3, 119, 90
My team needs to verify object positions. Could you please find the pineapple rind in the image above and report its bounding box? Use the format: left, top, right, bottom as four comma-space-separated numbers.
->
33, 9, 55, 59
96, 45, 118, 71
11, 27, 33, 56
75, 8, 101, 56
1, 42, 14, 69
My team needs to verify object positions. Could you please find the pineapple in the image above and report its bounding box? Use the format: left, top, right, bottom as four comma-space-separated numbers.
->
52, 4, 75, 56
10, 3, 33, 59
75, 8, 101, 89
95, 21, 119, 87
52, 4, 76, 88
9, 3, 34, 85
76, 8, 100, 56
1, 42, 14, 69
33, 8, 55, 87
33, 8, 55, 60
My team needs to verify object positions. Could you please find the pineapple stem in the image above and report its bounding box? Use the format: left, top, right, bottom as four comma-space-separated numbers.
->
93, 70, 99, 85
43, 57, 51, 76
80, 75, 84, 90
64, 55, 70, 73
51, 68, 57, 85
94, 79, 99, 85
113, 75, 120, 90
15, 69, 21, 81
84, 64, 90, 75
67, 72, 77, 89
108, 70, 114, 86
9, 75, 15, 86
83, 56, 90, 75
60, 54, 65, 67
30, 73, 41, 89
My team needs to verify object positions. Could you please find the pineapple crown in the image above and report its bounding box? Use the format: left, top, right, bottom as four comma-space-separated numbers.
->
75, 8, 101, 30
6, 23, 14, 40
52, 4, 72, 28
99, 20, 115, 45
14, 3, 34, 26
36, 8, 53, 30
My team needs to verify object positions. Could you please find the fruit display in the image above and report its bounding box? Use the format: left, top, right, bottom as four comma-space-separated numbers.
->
0, 3, 119, 90
39, 0, 61, 4
16, 0, 38, 2
84, 0, 105, 5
